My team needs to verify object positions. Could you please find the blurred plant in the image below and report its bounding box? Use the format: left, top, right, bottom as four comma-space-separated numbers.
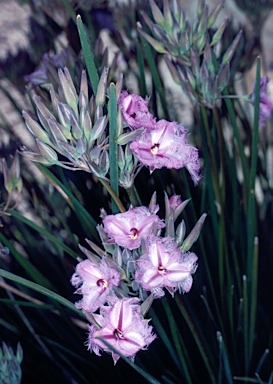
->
233, 0, 273, 35
0, 1, 272, 383
0, 342, 23, 384
138, 0, 242, 108
24, 48, 77, 88
0, 152, 22, 226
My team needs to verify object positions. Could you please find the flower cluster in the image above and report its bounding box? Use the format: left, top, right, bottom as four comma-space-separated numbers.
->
137, 0, 242, 108
118, 92, 200, 184
71, 194, 205, 363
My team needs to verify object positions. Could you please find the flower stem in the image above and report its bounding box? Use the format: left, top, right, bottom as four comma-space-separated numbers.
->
98, 178, 126, 213
125, 186, 139, 207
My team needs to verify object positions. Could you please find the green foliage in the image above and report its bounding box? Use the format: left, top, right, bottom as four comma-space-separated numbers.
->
0, 0, 272, 383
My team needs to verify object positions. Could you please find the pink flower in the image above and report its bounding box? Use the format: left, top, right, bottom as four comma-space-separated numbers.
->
252, 76, 272, 127
71, 258, 121, 313
118, 91, 156, 130
135, 236, 198, 297
88, 297, 156, 364
169, 195, 182, 210
102, 206, 165, 250
130, 119, 200, 184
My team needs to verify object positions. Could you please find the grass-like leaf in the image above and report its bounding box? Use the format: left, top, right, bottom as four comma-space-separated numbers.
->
0, 232, 52, 288
108, 83, 119, 213
0, 269, 84, 317
76, 15, 99, 95
8, 210, 80, 260
35, 163, 99, 241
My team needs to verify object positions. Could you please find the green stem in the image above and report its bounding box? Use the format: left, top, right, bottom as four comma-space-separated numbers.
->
200, 106, 222, 205
125, 186, 138, 207
249, 237, 259, 367
247, 58, 260, 279
108, 83, 119, 213
224, 91, 249, 214
98, 178, 126, 213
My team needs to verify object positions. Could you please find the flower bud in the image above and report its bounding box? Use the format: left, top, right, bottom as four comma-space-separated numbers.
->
33, 95, 56, 132
1, 158, 12, 192
95, 67, 108, 106
22, 111, 51, 144
36, 140, 58, 164
222, 30, 242, 65
163, 0, 173, 31
80, 70, 88, 101
176, 220, 186, 246
47, 118, 68, 144
117, 128, 145, 145
208, 0, 225, 28
211, 17, 228, 45
181, 213, 207, 252
138, 28, 168, 54
197, 4, 208, 35
90, 116, 107, 141
10, 151, 22, 190
150, 0, 164, 26
58, 67, 78, 115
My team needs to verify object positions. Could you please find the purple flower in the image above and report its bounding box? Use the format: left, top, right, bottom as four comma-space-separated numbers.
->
102, 206, 165, 250
169, 195, 182, 210
71, 258, 121, 313
118, 91, 156, 130
252, 76, 272, 127
130, 119, 200, 184
88, 297, 156, 364
135, 236, 198, 297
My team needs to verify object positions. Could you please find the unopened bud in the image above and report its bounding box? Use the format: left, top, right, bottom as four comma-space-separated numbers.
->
70, 112, 82, 140
33, 95, 56, 131
117, 127, 145, 145
82, 110, 92, 142
181, 213, 207, 252
176, 220, 186, 246
80, 70, 88, 101
141, 294, 154, 317
90, 115, 107, 141
36, 140, 58, 163
138, 29, 168, 54
47, 118, 68, 143
118, 146, 125, 168
10, 151, 21, 189
58, 67, 78, 115
197, 4, 208, 35
217, 63, 230, 92
99, 150, 109, 176
208, 0, 225, 28
1, 158, 12, 192
150, 0, 164, 26
222, 30, 242, 65
23, 111, 51, 144
95, 67, 109, 106
197, 0, 205, 19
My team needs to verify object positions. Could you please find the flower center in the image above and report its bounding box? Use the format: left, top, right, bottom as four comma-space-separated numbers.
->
114, 329, 124, 339
158, 265, 166, 275
130, 227, 139, 240
97, 278, 108, 288
150, 143, 159, 155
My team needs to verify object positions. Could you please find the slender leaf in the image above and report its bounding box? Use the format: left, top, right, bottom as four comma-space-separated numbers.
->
76, 15, 99, 94
0, 269, 84, 317
108, 83, 119, 213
